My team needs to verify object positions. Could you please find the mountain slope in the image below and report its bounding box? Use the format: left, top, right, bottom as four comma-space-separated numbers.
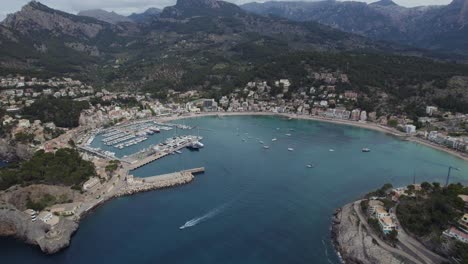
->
241, 0, 468, 55
128, 8, 161, 23
78, 9, 132, 24
0, 0, 466, 109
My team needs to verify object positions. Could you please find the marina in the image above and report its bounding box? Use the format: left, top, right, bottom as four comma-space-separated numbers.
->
124, 135, 203, 170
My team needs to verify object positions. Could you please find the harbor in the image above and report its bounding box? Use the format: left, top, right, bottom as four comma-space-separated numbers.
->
3, 115, 468, 264
91, 119, 194, 152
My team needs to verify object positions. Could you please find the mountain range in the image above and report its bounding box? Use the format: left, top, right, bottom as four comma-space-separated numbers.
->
241, 0, 468, 55
0, 0, 384, 77
77, 9, 132, 24
0, 0, 468, 116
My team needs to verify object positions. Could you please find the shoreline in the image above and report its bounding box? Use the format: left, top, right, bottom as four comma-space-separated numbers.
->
0, 168, 202, 254
158, 111, 468, 162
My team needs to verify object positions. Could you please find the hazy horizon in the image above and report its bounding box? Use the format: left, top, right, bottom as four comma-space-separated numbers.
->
0, 0, 453, 21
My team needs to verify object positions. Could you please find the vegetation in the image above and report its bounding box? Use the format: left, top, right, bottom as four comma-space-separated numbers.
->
365, 183, 393, 198
396, 182, 468, 262
397, 183, 466, 237
14, 132, 35, 144
0, 148, 96, 190
26, 194, 56, 211
105, 160, 121, 174
22, 97, 90, 128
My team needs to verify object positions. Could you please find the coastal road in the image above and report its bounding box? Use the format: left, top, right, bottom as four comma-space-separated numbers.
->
352, 201, 425, 264
393, 206, 447, 264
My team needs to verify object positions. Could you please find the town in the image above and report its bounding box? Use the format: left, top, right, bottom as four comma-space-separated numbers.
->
1, 74, 467, 157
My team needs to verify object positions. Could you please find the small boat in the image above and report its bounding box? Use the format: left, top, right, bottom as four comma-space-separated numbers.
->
276, 128, 280, 130
242, 138, 246, 142
362, 148, 371, 153
272, 138, 277, 142
329, 149, 335, 152
285, 133, 291, 136
306, 164, 314, 168
259, 141, 264, 144
175, 150, 182, 154
288, 148, 294, 151
263, 145, 270, 149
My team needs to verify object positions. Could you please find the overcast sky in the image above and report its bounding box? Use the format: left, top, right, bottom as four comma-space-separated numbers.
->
0, 0, 453, 21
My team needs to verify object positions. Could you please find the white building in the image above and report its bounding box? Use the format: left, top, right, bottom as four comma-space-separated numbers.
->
405, 125, 416, 134
360, 111, 367, 122
426, 106, 438, 116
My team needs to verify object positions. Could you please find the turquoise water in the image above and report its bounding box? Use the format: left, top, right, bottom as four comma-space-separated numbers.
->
1, 115, 468, 264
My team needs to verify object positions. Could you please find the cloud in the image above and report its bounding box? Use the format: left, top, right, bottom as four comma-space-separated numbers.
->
0, 0, 453, 21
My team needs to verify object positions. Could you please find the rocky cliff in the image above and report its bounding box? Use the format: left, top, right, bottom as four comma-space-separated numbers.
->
0, 202, 78, 254
241, 0, 468, 55
0, 138, 33, 162
331, 203, 405, 264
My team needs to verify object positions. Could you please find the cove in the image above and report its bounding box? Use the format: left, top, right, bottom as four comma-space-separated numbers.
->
1, 115, 467, 264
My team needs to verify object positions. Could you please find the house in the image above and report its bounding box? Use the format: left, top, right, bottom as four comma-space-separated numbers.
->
351, 109, 361, 121
458, 195, 468, 210
37, 211, 59, 226
378, 216, 396, 234
360, 111, 367, 122
17, 119, 31, 128
426, 106, 438, 116
344, 91, 358, 101
444, 227, 468, 243
405, 125, 416, 134
375, 207, 390, 218
459, 214, 468, 233
368, 200, 384, 215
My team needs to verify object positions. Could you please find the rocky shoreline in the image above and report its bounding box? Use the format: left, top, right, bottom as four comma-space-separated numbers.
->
0, 169, 199, 254
331, 202, 408, 264
0, 203, 78, 254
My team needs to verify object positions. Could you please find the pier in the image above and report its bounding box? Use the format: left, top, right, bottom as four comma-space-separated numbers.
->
117, 167, 205, 196
125, 136, 202, 170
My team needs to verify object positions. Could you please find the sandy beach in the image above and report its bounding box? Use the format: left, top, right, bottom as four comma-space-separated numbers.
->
157, 111, 468, 162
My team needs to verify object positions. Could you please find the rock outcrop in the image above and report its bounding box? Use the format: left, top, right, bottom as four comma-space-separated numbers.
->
0, 138, 33, 162
331, 203, 405, 264
0, 203, 78, 254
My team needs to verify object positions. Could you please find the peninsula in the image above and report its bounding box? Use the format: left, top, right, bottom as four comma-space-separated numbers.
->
332, 183, 468, 263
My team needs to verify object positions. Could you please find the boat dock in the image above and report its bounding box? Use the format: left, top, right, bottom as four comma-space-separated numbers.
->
125, 136, 202, 170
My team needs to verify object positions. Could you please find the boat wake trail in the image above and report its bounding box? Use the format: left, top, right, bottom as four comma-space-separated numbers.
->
179, 204, 227, 230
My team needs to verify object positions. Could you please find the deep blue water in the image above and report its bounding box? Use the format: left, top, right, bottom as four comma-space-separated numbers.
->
1, 115, 468, 264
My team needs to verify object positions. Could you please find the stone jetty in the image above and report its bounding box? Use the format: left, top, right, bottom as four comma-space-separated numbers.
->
116, 167, 205, 196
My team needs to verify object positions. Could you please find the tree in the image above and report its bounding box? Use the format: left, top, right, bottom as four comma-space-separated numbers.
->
421, 182, 432, 192
388, 119, 398, 128
386, 230, 398, 246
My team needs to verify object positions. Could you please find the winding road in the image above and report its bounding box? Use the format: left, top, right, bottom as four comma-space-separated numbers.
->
353, 201, 425, 264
